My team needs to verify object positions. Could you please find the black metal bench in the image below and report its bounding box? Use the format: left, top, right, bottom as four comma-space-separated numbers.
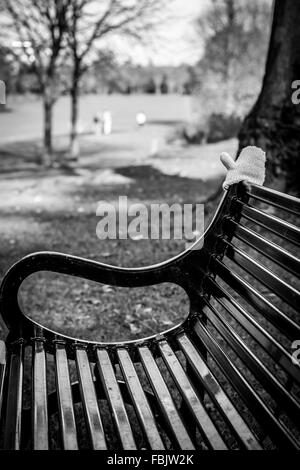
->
0, 182, 299, 450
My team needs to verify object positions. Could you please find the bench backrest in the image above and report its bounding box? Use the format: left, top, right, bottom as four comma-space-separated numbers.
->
185, 183, 300, 448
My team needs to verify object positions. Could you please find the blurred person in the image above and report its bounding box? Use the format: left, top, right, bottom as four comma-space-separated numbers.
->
102, 110, 112, 135
136, 111, 147, 128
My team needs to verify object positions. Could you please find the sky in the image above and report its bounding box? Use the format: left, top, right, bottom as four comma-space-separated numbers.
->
4, 0, 208, 68
109, 0, 209, 67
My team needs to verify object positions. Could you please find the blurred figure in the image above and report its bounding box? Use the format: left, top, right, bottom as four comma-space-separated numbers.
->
150, 137, 159, 156
93, 111, 102, 135
102, 110, 112, 135
136, 111, 147, 128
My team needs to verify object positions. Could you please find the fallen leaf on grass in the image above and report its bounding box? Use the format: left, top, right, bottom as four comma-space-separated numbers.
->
101, 285, 113, 293
89, 298, 101, 306
143, 307, 152, 315
125, 314, 135, 323
129, 323, 142, 334
131, 234, 145, 241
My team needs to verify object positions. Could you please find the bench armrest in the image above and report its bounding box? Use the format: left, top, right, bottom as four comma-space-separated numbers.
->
0, 187, 234, 332
0, 251, 179, 331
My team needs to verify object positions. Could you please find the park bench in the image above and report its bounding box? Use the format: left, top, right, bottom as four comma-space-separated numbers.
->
0, 181, 299, 450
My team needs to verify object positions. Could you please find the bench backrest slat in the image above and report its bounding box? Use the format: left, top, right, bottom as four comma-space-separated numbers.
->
177, 333, 262, 450
193, 320, 299, 449
221, 240, 300, 311
202, 299, 300, 422
236, 201, 300, 246
246, 184, 300, 216
210, 257, 300, 339
227, 219, 300, 277
205, 276, 300, 384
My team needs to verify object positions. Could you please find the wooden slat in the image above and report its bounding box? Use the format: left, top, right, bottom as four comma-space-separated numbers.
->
0, 341, 6, 423
178, 334, 262, 450
205, 276, 300, 384
223, 241, 300, 311
3, 341, 24, 450
158, 340, 227, 450
32, 339, 48, 450
139, 346, 195, 450
237, 201, 300, 246
247, 184, 300, 216
193, 319, 299, 449
75, 347, 107, 450
96, 348, 136, 450
212, 257, 300, 339
228, 219, 300, 277
54, 343, 78, 450
117, 348, 165, 450
202, 299, 300, 423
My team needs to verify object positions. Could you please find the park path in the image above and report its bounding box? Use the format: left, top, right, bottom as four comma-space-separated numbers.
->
0, 94, 238, 215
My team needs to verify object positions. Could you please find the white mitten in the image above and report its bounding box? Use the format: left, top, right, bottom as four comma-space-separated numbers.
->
220, 146, 266, 190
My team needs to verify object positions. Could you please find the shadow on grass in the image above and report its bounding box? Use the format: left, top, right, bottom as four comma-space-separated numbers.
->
0, 137, 137, 174
74, 164, 223, 204
146, 119, 184, 126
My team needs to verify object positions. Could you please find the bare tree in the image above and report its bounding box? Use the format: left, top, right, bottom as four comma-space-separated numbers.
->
238, 0, 300, 193
67, 0, 170, 159
4, 0, 71, 165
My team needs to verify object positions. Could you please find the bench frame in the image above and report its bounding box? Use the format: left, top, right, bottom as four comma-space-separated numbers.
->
0, 182, 299, 450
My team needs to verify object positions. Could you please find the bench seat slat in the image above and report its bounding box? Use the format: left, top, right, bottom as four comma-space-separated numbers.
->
32, 339, 49, 450
117, 349, 165, 450
3, 342, 23, 450
211, 257, 300, 339
96, 348, 136, 450
75, 347, 107, 450
227, 219, 300, 278
158, 340, 227, 450
177, 334, 262, 450
202, 299, 300, 423
237, 201, 300, 247
193, 319, 299, 449
205, 276, 300, 384
0, 341, 6, 424
54, 343, 78, 450
139, 346, 195, 450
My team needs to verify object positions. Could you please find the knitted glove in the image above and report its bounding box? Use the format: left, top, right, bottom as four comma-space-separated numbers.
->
220, 146, 266, 190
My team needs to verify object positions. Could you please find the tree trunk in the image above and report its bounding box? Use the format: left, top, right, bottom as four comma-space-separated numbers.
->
43, 95, 53, 166
70, 63, 80, 161
238, 0, 300, 194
